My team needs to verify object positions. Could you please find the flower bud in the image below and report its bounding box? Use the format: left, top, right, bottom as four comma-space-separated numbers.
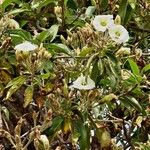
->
43, 51, 52, 59
114, 15, 121, 25
54, 6, 62, 17
116, 47, 130, 57
39, 135, 50, 149
60, 35, 66, 44
135, 48, 142, 59
100, 93, 118, 103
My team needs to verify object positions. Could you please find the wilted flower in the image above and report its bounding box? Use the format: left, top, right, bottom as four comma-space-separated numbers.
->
109, 25, 129, 44
116, 47, 131, 56
39, 135, 50, 149
135, 48, 142, 59
14, 41, 38, 52
121, 69, 131, 80
70, 74, 95, 90
92, 15, 114, 32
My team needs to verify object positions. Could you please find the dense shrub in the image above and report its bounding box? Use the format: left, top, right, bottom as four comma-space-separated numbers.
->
0, 0, 150, 149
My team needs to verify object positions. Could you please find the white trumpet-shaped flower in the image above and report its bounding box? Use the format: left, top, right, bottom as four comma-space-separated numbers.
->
70, 74, 95, 90
108, 25, 129, 44
14, 41, 38, 52
92, 15, 114, 32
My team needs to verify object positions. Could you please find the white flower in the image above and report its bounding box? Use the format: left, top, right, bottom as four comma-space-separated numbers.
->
14, 41, 38, 52
109, 25, 129, 44
92, 15, 114, 32
70, 74, 95, 90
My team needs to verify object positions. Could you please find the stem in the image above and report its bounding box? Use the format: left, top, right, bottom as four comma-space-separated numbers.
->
53, 55, 90, 59
61, 0, 65, 27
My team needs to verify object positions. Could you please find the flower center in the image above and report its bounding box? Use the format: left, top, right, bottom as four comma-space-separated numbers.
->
81, 80, 87, 86
100, 20, 107, 26
115, 31, 121, 37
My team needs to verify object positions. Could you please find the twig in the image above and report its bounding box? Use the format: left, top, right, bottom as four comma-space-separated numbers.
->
108, 113, 130, 125
0, 110, 2, 129
53, 55, 90, 60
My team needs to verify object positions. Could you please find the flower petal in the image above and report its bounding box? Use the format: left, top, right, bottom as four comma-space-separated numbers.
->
15, 41, 38, 52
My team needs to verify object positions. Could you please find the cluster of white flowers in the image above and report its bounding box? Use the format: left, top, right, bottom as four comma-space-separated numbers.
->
92, 15, 129, 44
71, 15, 130, 90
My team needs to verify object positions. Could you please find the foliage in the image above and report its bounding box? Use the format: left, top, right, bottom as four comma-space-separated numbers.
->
0, 0, 150, 150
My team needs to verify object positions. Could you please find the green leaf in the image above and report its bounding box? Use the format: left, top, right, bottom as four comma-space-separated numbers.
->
91, 59, 100, 82
6, 84, 22, 99
44, 116, 64, 137
119, 0, 135, 24
1, 0, 21, 11
128, 0, 136, 9
1, 106, 10, 120
23, 86, 34, 108
125, 97, 143, 113
123, 4, 134, 25
85, 6, 96, 17
106, 52, 118, 64
10, 34, 25, 45
35, 25, 59, 43
48, 43, 71, 56
101, 0, 108, 11
7, 29, 32, 45
5, 75, 26, 89
7, 8, 30, 15
118, 0, 128, 25
128, 59, 140, 75
108, 60, 119, 78
31, 0, 55, 10
65, 0, 77, 9
5, 75, 26, 99
79, 47, 93, 57
141, 64, 150, 74
75, 121, 90, 150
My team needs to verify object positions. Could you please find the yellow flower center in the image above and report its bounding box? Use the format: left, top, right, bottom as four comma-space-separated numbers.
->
81, 80, 87, 86
100, 20, 107, 26
115, 31, 121, 37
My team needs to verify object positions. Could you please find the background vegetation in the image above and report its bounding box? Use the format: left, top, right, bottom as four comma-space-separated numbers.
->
0, 0, 150, 149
